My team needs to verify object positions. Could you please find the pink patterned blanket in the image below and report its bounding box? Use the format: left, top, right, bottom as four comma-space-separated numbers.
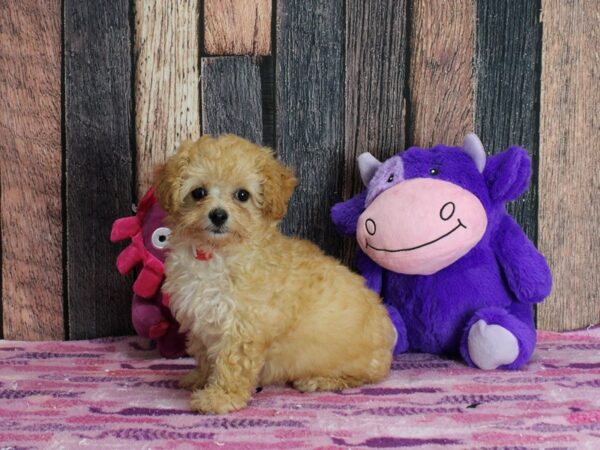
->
1, 328, 599, 449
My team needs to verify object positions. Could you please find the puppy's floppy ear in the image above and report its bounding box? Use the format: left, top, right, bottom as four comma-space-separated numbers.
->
154, 140, 193, 214
260, 151, 297, 221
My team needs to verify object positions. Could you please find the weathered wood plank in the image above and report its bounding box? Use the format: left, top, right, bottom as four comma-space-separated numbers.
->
538, 0, 600, 331
345, 0, 408, 197
344, 0, 406, 198
201, 57, 263, 143
475, 0, 542, 244
0, 0, 63, 339
342, 0, 408, 264
260, 56, 276, 150
134, 0, 201, 195
407, 0, 475, 147
204, 0, 272, 55
276, 0, 345, 256
65, 0, 134, 339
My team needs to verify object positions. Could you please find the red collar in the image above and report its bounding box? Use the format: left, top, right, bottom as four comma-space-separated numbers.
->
195, 248, 212, 261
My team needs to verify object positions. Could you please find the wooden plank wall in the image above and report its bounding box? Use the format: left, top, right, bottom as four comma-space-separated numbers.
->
341, 0, 409, 264
0, 0, 598, 338
408, 0, 475, 148
134, 0, 201, 196
475, 1, 541, 243
204, 0, 272, 56
64, 0, 135, 339
0, 0, 63, 340
201, 57, 263, 143
537, 0, 600, 330
276, 1, 345, 256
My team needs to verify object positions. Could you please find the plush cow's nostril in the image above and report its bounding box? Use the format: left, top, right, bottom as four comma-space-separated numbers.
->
440, 202, 456, 221
209, 208, 228, 227
365, 218, 377, 235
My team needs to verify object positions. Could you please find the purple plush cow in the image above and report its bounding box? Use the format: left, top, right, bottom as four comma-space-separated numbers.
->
331, 134, 552, 370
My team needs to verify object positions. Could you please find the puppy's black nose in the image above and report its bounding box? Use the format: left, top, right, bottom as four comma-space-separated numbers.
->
209, 208, 228, 227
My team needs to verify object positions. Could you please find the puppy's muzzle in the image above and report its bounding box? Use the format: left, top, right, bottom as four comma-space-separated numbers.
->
209, 208, 228, 229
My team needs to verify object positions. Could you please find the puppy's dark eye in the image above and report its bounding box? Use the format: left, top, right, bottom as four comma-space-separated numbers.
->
429, 168, 440, 176
235, 189, 250, 202
191, 187, 207, 200
387, 174, 394, 183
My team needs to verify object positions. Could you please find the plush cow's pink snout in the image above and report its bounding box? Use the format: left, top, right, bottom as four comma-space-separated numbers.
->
357, 178, 487, 275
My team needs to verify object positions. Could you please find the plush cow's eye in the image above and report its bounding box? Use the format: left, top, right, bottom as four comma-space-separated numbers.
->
387, 174, 394, 183
429, 168, 440, 176
235, 189, 250, 202
191, 187, 207, 200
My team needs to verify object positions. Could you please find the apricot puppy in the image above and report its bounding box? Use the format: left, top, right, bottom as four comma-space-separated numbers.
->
155, 134, 395, 414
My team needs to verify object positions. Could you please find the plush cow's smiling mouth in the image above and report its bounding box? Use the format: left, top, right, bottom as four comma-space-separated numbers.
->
366, 219, 467, 253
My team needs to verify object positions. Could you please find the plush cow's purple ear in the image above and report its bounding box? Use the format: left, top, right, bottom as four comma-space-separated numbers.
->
331, 191, 367, 235
484, 146, 531, 202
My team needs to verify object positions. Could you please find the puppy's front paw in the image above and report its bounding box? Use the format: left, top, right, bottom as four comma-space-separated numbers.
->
190, 386, 248, 415
179, 368, 209, 391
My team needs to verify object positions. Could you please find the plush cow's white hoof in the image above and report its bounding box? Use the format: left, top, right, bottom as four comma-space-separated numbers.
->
468, 320, 519, 370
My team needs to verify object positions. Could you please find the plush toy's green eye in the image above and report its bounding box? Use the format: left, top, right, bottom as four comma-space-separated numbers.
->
387, 174, 394, 183
429, 168, 440, 176
191, 187, 207, 200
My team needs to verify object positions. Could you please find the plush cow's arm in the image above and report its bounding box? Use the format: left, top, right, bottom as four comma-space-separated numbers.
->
331, 192, 382, 292
331, 191, 367, 235
356, 248, 384, 295
492, 214, 552, 303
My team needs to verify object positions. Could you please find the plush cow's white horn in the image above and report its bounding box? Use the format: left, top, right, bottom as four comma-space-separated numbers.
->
463, 133, 486, 173
357, 152, 382, 186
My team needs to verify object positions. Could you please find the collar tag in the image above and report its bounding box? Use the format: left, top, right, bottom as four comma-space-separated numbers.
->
195, 248, 212, 261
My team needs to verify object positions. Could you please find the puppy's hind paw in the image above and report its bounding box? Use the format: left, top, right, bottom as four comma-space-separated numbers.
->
190, 386, 249, 415
293, 376, 363, 393
179, 368, 208, 391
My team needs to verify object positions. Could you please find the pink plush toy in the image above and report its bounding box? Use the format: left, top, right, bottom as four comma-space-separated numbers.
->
111, 187, 187, 358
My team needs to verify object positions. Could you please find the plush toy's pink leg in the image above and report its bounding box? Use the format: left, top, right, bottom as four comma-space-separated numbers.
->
157, 325, 187, 359
131, 294, 165, 339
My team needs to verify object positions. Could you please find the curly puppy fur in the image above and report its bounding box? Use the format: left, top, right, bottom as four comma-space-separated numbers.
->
155, 135, 395, 414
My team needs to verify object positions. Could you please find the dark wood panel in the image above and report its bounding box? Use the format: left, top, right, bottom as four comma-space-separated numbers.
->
0, 0, 64, 339
260, 56, 276, 150
204, 0, 272, 55
345, 0, 408, 197
64, 0, 134, 339
134, 0, 201, 196
201, 57, 263, 143
538, 0, 600, 331
276, 0, 345, 256
475, 0, 541, 243
407, 0, 475, 147
342, 0, 408, 264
